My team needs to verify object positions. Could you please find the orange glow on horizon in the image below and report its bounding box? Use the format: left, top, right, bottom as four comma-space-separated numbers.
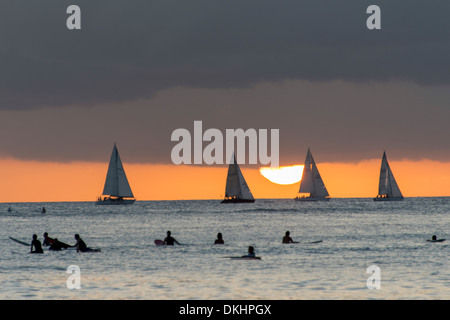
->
0, 158, 449, 203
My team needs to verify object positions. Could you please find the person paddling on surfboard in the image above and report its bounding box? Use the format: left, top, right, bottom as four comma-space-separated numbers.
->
30, 234, 44, 254
163, 231, 180, 246
214, 233, 224, 244
427, 235, 446, 242
72, 234, 98, 252
282, 231, 299, 244
243, 246, 256, 258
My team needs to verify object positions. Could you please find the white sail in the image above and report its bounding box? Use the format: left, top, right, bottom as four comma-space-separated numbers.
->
224, 154, 254, 200
378, 152, 390, 196
102, 144, 134, 198
377, 152, 403, 199
298, 148, 329, 198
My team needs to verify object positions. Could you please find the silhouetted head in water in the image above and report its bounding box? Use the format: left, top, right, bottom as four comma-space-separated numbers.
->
74, 234, 80, 240
214, 232, 224, 244
167, 231, 171, 237
432, 235, 437, 240
248, 246, 254, 254
32, 234, 37, 240
285, 231, 290, 236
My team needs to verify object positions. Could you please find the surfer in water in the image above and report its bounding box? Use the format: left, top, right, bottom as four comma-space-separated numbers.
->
43, 232, 53, 246
282, 231, 299, 244
72, 234, 97, 252
214, 233, 224, 244
41, 207, 46, 213
163, 231, 180, 246
243, 246, 256, 258
428, 235, 446, 242
30, 234, 44, 254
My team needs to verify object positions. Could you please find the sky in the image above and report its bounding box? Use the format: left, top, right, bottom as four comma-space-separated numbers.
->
1, 1, 449, 201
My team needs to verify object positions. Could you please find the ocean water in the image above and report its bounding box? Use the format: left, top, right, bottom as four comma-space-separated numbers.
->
0, 198, 448, 300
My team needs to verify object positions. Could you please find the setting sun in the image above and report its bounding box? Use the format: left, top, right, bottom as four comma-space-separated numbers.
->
259, 165, 304, 185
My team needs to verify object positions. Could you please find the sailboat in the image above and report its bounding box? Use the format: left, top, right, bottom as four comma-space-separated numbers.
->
221, 153, 255, 203
374, 151, 403, 201
96, 144, 136, 205
295, 148, 330, 201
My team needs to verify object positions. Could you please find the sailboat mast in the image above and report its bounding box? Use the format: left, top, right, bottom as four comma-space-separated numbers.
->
114, 144, 120, 196
233, 155, 243, 199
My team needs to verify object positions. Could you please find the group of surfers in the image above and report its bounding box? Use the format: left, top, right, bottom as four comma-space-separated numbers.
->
31, 230, 443, 256
30, 233, 96, 253
160, 230, 303, 258
165, 231, 257, 258
164, 230, 444, 258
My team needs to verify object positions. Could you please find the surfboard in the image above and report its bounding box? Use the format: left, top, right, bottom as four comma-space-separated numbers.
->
82, 248, 101, 252
154, 239, 164, 246
227, 256, 262, 260
283, 240, 323, 244
427, 239, 446, 242
9, 236, 30, 246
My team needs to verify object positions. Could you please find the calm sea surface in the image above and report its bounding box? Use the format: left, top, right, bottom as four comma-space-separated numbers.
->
0, 198, 448, 300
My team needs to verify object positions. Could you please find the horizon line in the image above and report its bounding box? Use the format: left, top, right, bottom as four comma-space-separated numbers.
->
1, 196, 449, 204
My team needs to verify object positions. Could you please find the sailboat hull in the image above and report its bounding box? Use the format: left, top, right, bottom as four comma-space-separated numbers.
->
373, 197, 404, 202
294, 197, 331, 202
96, 198, 136, 205
221, 199, 255, 203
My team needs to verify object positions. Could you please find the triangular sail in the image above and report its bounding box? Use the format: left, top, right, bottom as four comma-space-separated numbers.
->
224, 154, 254, 200
378, 152, 389, 195
298, 148, 329, 198
388, 166, 403, 198
377, 152, 402, 198
102, 144, 134, 198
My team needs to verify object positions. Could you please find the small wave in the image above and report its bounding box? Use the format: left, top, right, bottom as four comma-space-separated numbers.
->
348, 247, 371, 251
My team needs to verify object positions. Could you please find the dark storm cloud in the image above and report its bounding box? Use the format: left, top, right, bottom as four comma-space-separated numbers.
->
1, 0, 450, 109
1, 1, 449, 165
1, 81, 449, 164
